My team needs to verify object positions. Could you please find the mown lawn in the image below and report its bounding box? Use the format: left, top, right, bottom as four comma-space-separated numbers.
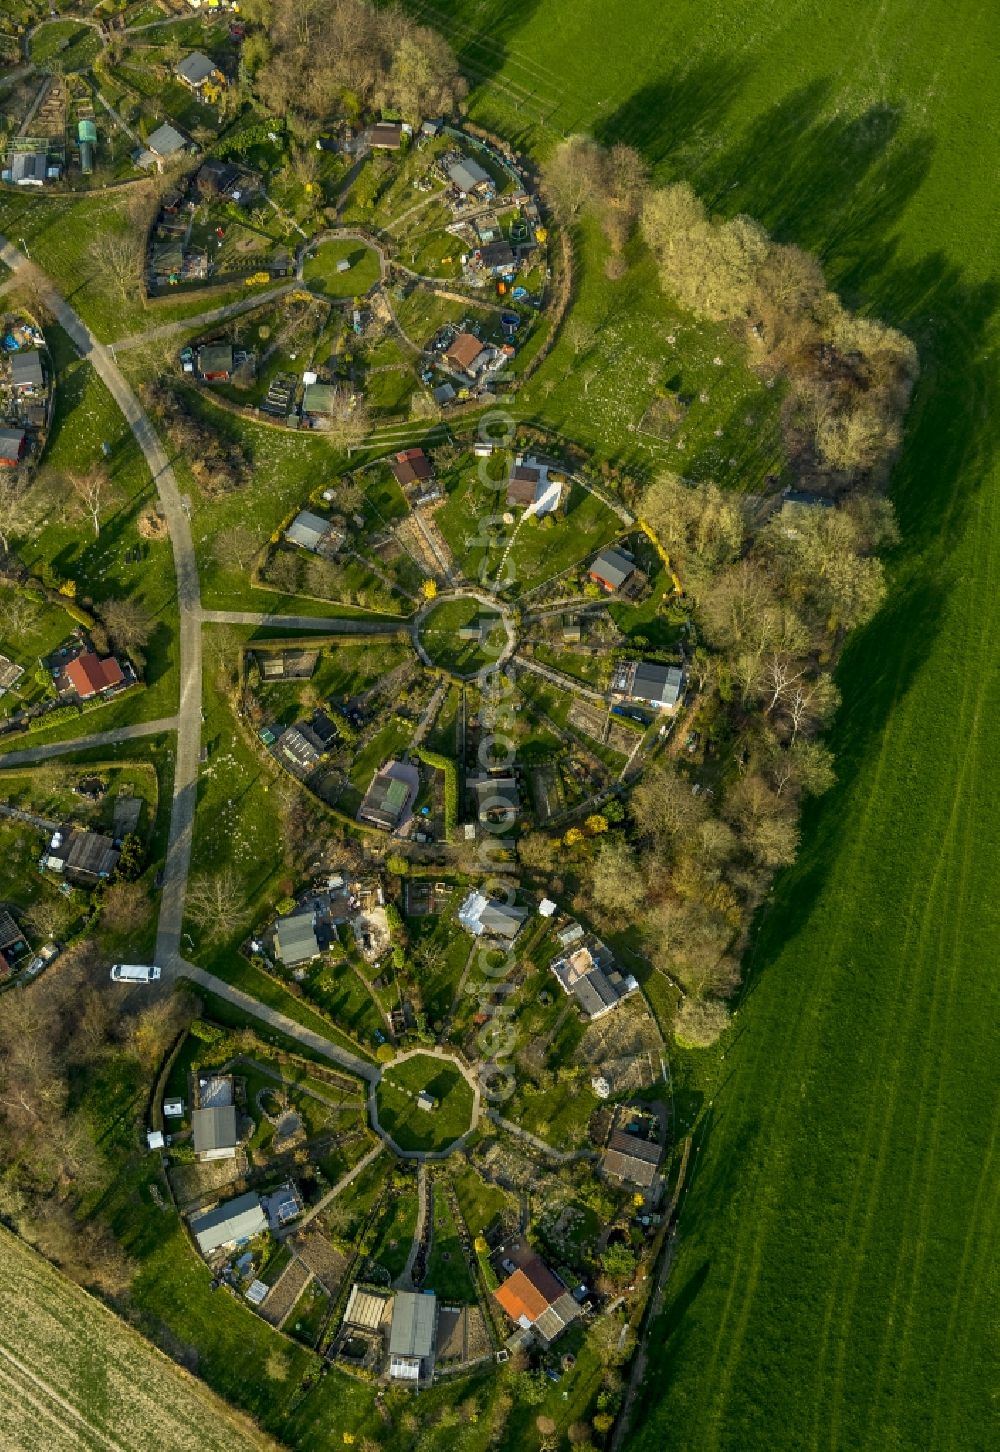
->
418, 595, 507, 676
376, 1053, 475, 1151
303, 238, 381, 299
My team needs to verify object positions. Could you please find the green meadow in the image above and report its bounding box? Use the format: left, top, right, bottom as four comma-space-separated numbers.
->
401, 0, 1000, 1448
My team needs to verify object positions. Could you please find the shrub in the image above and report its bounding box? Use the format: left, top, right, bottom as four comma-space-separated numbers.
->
415, 746, 457, 834
674, 996, 730, 1047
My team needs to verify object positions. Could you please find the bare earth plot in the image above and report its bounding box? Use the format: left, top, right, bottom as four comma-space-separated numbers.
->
0, 1228, 279, 1452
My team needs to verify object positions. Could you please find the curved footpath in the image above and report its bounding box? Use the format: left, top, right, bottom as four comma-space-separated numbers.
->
1, 232, 204, 972
0, 234, 382, 1087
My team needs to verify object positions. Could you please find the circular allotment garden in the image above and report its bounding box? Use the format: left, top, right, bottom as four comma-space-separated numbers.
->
373, 1050, 478, 1155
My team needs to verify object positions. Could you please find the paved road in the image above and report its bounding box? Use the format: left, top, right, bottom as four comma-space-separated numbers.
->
201, 609, 409, 633
297, 1142, 385, 1230
176, 959, 378, 1081
0, 716, 178, 767
0, 234, 203, 971
109, 284, 296, 353
512, 652, 606, 703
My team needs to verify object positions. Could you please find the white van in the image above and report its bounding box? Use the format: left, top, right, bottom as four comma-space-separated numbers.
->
110, 963, 162, 984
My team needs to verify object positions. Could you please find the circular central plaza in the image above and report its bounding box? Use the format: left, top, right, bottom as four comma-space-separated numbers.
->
373, 1050, 478, 1156
415, 591, 516, 681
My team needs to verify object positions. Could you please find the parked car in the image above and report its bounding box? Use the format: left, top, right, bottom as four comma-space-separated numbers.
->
110, 963, 162, 984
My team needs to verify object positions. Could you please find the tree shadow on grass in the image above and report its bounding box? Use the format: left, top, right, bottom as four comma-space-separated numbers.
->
610, 77, 1000, 1449
598, 75, 1000, 883
593, 60, 752, 175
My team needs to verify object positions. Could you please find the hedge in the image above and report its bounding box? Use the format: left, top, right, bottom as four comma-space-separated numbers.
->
414, 746, 457, 836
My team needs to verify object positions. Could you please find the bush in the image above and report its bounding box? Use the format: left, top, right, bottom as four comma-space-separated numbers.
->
674, 996, 730, 1047
376, 1043, 395, 1063
189, 1019, 223, 1045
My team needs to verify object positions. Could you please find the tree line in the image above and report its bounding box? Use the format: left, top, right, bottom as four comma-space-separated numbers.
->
544, 136, 918, 481
239, 0, 467, 131
0, 948, 194, 1292
532, 137, 917, 1044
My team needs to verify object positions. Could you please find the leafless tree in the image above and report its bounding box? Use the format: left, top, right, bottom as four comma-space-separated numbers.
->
69, 467, 115, 537
24, 893, 74, 944
100, 598, 153, 656
0, 584, 39, 638
323, 388, 370, 453
186, 866, 246, 942
565, 317, 596, 358
88, 227, 144, 308
0, 473, 34, 556
541, 135, 606, 223
268, 549, 303, 595
100, 880, 151, 937
786, 674, 840, 742
213, 524, 260, 572
762, 652, 807, 715
589, 838, 646, 925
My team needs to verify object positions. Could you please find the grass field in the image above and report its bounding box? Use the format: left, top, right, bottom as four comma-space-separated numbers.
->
385, 0, 1000, 1448
0, 1227, 278, 1452
3, 0, 998, 1446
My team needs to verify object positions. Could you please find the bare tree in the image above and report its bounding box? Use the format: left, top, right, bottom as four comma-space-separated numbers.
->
0, 472, 34, 556
267, 550, 303, 595
762, 652, 807, 715
589, 838, 646, 925
214, 524, 260, 571
0, 584, 39, 639
186, 866, 246, 942
565, 317, 596, 358
100, 880, 151, 936
541, 135, 606, 223
24, 893, 74, 944
88, 228, 144, 308
100, 598, 153, 656
630, 762, 705, 849
674, 995, 729, 1046
69, 467, 115, 537
786, 674, 840, 742
323, 388, 371, 453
